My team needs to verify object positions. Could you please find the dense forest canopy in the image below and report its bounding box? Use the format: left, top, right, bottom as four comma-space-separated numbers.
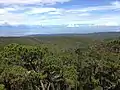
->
0, 36, 120, 90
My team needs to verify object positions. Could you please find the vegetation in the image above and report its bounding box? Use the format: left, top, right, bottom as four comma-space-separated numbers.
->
0, 35, 120, 90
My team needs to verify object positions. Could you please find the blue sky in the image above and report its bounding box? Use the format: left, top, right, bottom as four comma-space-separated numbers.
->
0, 0, 120, 26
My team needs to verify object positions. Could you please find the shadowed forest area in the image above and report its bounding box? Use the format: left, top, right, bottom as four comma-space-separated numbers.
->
0, 35, 120, 90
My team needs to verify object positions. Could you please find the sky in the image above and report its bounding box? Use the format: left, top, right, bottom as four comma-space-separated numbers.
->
0, 0, 120, 26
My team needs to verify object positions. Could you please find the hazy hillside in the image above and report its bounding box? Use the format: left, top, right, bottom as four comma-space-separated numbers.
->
0, 36, 94, 49
0, 32, 120, 48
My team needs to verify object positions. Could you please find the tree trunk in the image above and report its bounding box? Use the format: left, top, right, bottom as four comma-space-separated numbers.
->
67, 85, 71, 90
40, 80, 45, 90
51, 83, 55, 90
47, 83, 51, 90
56, 83, 60, 90
4, 80, 11, 90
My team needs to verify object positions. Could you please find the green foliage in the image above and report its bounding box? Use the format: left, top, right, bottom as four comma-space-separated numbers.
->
0, 84, 5, 90
0, 37, 120, 90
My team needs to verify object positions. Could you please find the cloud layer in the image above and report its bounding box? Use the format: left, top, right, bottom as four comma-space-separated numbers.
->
0, 0, 71, 5
0, 0, 120, 26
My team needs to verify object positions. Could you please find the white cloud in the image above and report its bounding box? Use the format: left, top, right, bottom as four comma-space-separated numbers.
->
48, 11, 62, 15
0, 11, 27, 25
102, 22, 119, 26
5, 7, 17, 11
0, 9, 7, 14
0, 1, 120, 26
111, 1, 120, 6
0, 6, 27, 25
0, 0, 70, 5
0, 5, 22, 14
26, 7, 57, 14
88, 15, 120, 26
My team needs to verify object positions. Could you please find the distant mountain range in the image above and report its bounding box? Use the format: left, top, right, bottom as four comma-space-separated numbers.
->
0, 24, 120, 36
27, 32, 120, 39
